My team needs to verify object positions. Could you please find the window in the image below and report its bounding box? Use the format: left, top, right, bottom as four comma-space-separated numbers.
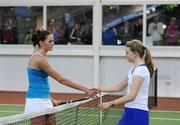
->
102, 5, 143, 45
0, 7, 43, 44
146, 4, 180, 46
47, 6, 93, 45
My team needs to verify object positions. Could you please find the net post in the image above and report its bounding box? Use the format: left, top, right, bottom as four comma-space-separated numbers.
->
154, 68, 158, 106
99, 95, 103, 125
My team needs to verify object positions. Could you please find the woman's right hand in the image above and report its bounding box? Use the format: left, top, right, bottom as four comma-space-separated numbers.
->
85, 88, 98, 99
93, 88, 101, 94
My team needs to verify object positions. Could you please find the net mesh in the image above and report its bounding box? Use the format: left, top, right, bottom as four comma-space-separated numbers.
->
0, 96, 123, 125
0, 69, 157, 125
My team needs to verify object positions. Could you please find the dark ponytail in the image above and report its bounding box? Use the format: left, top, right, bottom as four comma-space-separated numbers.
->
32, 30, 51, 47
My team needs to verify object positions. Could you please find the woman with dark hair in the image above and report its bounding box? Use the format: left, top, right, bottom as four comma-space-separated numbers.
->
97, 39, 155, 125
25, 30, 97, 125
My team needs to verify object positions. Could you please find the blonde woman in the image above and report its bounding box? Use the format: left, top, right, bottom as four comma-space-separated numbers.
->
97, 39, 155, 125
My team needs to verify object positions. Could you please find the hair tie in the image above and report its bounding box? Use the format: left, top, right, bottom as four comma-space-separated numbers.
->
143, 47, 146, 58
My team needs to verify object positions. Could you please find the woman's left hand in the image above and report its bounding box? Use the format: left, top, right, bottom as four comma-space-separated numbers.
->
98, 102, 111, 110
51, 98, 64, 106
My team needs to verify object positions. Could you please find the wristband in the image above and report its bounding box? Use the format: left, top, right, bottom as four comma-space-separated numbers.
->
110, 100, 116, 107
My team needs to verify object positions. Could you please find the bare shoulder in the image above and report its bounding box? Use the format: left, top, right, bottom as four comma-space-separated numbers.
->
28, 53, 48, 69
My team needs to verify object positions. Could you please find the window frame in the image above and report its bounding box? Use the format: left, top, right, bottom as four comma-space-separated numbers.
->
0, 0, 179, 58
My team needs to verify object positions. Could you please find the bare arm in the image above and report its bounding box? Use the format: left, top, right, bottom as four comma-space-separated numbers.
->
99, 75, 128, 92
37, 56, 95, 96
113, 76, 143, 103
98, 76, 144, 110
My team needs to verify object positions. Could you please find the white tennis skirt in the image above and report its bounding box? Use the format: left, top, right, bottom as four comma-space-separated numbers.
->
24, 98, 53, 113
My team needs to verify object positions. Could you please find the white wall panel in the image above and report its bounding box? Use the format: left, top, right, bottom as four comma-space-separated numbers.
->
99, 57, 131, 86
0, 55, 180, 97
0, 0, 180, 98
154, 58, 180, 97
0, 56, 93, 93
48, 56, 93, 93
0, 56, 29, 91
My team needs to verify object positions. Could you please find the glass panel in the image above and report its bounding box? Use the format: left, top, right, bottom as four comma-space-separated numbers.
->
0, 7, 43, 44
102, 5, 143, 45
47, 6, 93, 45
147, 4, 180, 46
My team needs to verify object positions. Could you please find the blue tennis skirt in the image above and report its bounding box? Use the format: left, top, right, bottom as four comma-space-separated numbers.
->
118, 107, 149, 125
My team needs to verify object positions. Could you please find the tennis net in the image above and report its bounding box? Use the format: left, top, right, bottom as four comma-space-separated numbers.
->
0, 95, 123, 125
0, 69, 157, 125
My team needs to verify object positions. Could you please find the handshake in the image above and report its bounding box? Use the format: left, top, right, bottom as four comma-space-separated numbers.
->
52, 87, 116, 110
85, 88, 101, 99
86, 87, 116, 110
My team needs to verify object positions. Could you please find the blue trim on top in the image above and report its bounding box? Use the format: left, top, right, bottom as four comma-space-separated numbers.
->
131, 64, 146, 74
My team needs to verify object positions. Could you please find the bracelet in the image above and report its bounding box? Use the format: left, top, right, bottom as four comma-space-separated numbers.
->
110, 100, 116, 107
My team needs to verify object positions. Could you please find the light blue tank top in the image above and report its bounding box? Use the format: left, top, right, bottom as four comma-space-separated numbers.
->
26, 67, 50, 98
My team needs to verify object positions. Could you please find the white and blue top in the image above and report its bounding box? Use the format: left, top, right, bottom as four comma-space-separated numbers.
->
125, 64, 150, 111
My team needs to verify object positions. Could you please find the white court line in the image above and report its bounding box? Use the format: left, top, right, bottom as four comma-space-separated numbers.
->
0, 110, 22, 113
150, 110, 180, 113
150, 117, 180, 121
0, 104, 23, 107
